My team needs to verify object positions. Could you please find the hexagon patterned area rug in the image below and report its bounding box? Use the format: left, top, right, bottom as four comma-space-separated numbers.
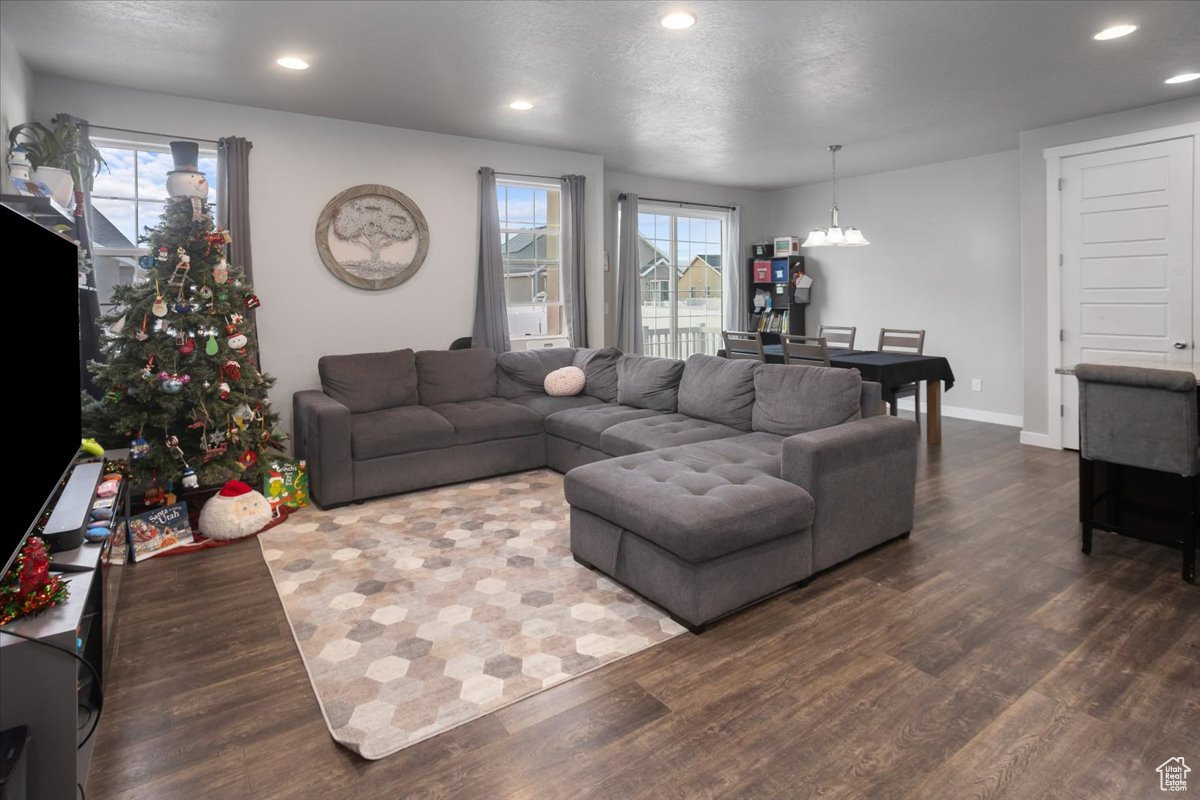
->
258, 469, 686, 759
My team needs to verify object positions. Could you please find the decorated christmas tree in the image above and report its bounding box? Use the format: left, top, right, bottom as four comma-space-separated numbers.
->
88, 141, 284, 492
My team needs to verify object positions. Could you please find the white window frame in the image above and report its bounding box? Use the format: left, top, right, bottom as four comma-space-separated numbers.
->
637, 203, 729, 359
90, 137, 219, 257
498, 177, 562, 339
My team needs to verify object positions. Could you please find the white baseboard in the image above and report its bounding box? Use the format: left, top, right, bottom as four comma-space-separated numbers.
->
1018, 430, 1060, 449
894, 397, 1023, 428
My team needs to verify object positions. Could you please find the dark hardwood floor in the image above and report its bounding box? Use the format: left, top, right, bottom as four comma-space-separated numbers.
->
88, 417, 1198, 799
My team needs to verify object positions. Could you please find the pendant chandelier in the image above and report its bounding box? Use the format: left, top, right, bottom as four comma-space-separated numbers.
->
802, 145, 869, 247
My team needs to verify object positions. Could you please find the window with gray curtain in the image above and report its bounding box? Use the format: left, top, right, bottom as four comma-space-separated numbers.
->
560, 174, 587, 346
615, 193, 642, 353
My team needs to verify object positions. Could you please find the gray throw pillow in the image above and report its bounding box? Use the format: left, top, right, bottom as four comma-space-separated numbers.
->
319, 348, 418, 413
496, 348, 577, 398
677, 353, 757, 431
752, 364, 864, 435
415, 348, 497, 405
573, 346, 621, 402
616, 354, 685, 412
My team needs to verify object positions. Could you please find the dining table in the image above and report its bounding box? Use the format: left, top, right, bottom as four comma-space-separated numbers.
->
758, 345, 957, 445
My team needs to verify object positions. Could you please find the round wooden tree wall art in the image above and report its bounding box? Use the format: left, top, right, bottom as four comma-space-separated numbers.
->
315, 184, 429, 290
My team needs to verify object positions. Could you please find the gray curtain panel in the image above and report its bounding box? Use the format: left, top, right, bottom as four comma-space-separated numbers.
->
217, 136, 254, 282
473, 167, 511, 352
723, 205, 743, 332
58, 113, 102, 396
560, 174, 588, 347
615, 193, 642, 353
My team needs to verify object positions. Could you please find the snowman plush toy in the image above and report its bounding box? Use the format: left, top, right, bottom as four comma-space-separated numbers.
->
198, 479, 274, 540
165, 140, 209, 221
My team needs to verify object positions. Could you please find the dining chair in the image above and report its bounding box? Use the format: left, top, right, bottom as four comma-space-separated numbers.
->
723, 331, 765, 362
780, 334, 831, 367
878, 328, 926, 429
1075, 363, 1197, 582
818, 325, 856, 350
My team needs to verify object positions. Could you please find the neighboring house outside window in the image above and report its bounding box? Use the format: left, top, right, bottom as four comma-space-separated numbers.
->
497, 180, 563, 344
89, 140, 218, 307
637, 206, 727, 358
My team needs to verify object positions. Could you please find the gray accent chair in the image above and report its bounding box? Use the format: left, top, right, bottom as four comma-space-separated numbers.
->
1075, 363, 1198, 582
295, 348, 918, 627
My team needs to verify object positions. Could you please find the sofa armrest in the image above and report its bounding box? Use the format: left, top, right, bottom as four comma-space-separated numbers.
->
293, 390, 354, 507
861, 381, 883, 417
781, 416, 918, 571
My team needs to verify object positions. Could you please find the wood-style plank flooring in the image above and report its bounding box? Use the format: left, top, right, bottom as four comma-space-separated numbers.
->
88, 418, 1199, 799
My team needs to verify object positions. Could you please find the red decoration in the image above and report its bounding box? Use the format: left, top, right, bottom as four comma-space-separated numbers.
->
0, 536, 70, 626
221, 360, 242, 381
237, 449, 258, 470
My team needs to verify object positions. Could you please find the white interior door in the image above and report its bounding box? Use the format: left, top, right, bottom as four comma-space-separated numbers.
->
1060, 136, 1195, 449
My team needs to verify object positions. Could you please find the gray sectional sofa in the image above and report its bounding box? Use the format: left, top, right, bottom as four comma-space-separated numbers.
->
294, 345, 918, 629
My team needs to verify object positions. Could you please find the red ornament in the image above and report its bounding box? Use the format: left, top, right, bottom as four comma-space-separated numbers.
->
243, 293, 261, 310
237, 449, 258, 469
0, 536, 70, 626
221, 360, 242, 381
179, 337, 196, 356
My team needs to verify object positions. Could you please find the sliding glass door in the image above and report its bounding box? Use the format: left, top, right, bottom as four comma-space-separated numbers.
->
637, 205, 727, 358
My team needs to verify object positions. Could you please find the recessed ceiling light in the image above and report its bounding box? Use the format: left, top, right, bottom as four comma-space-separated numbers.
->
276, 57, 309, 70
1093, 24, 1137, 40
509, 100, 534, 111
1164, 72, 1200, 84
660, 11, 696, 30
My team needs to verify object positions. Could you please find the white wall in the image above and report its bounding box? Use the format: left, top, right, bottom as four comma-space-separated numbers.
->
33, 76, 606, 439
1018, 96, 1200, 443
602, 171, 771, 343
765, 150, 1024, 425
0, 26, 34, 186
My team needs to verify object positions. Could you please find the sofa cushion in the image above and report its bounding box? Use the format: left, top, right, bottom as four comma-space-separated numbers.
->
599, 413, 745, 457
544, 404, 660, 450
677, 353, 757, 431
508, 394, 605, 418
752, 364, 863, 436
416, 349, 497, 405
427, 398, 543, 445
496, 348, 577, 398
350, 405, 456, 460
319, 348, 418, 413
687, 432, 787, 476
573, 347, 622, 402
545, 366, 586, 396
564, 446, 814, 563
617, 354, 685, 412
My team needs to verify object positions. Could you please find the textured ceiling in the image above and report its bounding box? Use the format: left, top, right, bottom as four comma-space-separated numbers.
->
3, 0, 1198, 189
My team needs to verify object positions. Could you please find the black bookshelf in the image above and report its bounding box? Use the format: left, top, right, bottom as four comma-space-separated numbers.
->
747, 245, 807, 344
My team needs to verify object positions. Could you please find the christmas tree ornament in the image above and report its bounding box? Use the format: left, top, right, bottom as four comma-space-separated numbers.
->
227, 331, 249, 351
179, 337, 196, 356
198, 284, 213, 300
218, 381, 231, 399
181, 466, 199, 489
165, 141, 209, 221
233, 403, 253, 429
152, 279, 168, 317
205, 333, 219, 356
158, 371, 191, 394
237, 449, 258, 470
134, 314, 150, 341
140, 356, 156, 380
173, 298, 193, 314
130, 437, 150, 459
138, 254, 155, 269
204, 229, 232, 255
213, 257, 229, 285
104, 385, 126, 404
221, 360, 242, 381
167, 247, 191, 287
156, 246, 170, 262
243, 293, 261, 310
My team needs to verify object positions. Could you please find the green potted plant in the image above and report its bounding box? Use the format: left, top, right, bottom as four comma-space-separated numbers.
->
7, 114, 106, 206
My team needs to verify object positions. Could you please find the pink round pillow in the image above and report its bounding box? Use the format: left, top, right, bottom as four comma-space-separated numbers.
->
544, 366, 586, 396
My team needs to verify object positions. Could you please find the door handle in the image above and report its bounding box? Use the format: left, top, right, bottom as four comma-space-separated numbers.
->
1174, 341, 1188, 349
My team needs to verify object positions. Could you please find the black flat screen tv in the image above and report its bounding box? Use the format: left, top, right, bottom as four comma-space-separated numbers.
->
1, 202, 83, 578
